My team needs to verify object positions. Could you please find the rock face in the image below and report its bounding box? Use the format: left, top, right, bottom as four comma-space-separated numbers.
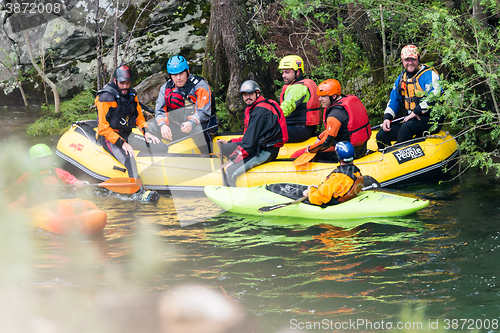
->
0, 0, 209, 106
135, 71, 167, 106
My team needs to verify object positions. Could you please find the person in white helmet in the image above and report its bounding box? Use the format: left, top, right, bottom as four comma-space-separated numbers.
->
376, 45, 443, 149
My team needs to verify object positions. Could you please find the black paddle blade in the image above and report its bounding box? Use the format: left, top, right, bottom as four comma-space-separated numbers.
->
258, 203, 289, 213
258, 196, 307, 213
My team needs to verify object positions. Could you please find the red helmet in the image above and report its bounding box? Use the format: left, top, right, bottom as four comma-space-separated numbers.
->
401, 45, 420, 60
113, 65, 133, 82
317, 79, 341, 96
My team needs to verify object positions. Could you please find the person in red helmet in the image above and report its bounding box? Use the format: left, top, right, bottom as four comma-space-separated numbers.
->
95, 65, 161, 202
302, 79, 371, 161
376, 45, 443, 149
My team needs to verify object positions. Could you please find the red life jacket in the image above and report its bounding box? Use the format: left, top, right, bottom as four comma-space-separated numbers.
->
280, 78, 321, 126
326, 95, 371, 146
247, 97, 288, 147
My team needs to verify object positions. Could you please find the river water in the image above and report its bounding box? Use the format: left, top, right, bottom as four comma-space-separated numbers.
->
0, 107, 499, 333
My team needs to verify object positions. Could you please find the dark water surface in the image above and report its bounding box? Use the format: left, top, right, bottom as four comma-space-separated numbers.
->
1, 108, 499, 332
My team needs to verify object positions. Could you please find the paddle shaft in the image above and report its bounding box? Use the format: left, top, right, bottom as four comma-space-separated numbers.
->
51, 178, 142, 194
293, 116, 407, 166
258, 196, 307, 212
371, 116, 405, 130
140, 102, 217, 147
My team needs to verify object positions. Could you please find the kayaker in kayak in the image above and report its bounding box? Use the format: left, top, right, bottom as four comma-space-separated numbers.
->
153, 55, 218, 154
303, 141, 362, 206
278, 55, 321, 143
95, 65, 160, 202
376, 44, 443, 149
301, 79, 371, 161
10, 144, 86, 208
217, 80, 288, 187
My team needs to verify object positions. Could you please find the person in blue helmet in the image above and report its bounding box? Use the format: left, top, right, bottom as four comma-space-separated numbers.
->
154, 55, 218, 153
302, 141, 362, 206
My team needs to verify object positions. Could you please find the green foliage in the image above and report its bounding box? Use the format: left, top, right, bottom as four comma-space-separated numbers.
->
215, 87, 241, 132
246, 40, 279, 63
27, 90, 96, 136
276, 0, 500, 175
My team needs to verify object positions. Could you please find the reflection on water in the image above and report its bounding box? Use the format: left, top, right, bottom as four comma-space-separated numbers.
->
0, 110, 499, 331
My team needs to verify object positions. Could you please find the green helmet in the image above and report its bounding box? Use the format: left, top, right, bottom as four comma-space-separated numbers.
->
29, 144, 53, 160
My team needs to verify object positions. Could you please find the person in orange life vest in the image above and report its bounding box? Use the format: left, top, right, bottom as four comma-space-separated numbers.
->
95, 65, 160, 178
376, 45, 443, 149
303, 79, 371, 161
217, 80, 288, 187
12, 144, 86, 208
154, 55, 218, 154
278, 55, 321, 143
303, 141, 362, 206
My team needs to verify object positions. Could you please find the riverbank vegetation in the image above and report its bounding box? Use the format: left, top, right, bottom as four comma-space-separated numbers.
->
27, 0, 500, 174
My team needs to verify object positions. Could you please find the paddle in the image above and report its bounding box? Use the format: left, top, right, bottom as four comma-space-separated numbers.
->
218, 141, 230, 186
57, 177, 143, 194
258, 175, 382, 213
258, 196, 307, 212
292, 116, 406, 166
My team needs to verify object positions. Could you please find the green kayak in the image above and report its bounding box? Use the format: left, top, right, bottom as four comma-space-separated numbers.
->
204, 184, 429, 220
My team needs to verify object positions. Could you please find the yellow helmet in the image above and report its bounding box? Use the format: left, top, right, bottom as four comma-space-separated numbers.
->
278, 55, 305, 73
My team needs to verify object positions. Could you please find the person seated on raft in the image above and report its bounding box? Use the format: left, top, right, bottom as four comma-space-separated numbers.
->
376, 44, 443, 150
153, 55, 218, 154
95, 65, 160, 202
277, 55, 321, 143
217, 80, 288, 187
9, 144, 86, 208
303, 141, 362, 206
295, 79, 371, 162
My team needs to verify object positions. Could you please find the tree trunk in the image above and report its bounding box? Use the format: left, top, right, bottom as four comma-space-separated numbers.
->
23, 30, 60, 113
202, 0, 275, 125
0, 59, 30, 111
347, 2, 384, 85
473, 0, 488, 27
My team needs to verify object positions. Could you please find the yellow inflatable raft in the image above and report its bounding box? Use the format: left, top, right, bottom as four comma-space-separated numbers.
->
56, 120, 459, 191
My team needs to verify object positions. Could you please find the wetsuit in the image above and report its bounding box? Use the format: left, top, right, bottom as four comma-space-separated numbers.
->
95, 83, 151, 178
309, 95, 370, 161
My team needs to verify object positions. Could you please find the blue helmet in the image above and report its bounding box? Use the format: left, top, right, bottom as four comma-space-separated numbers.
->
167, 55, 189, 75
336, 141, 355, 162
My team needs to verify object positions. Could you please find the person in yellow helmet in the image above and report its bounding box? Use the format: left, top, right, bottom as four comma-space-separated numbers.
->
278, 55, 321, 143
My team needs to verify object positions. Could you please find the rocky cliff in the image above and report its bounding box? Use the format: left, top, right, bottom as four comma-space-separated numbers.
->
0, 0, 209, 106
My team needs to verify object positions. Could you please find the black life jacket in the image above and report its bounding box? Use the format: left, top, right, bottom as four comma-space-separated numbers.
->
97, 83, 138, 133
